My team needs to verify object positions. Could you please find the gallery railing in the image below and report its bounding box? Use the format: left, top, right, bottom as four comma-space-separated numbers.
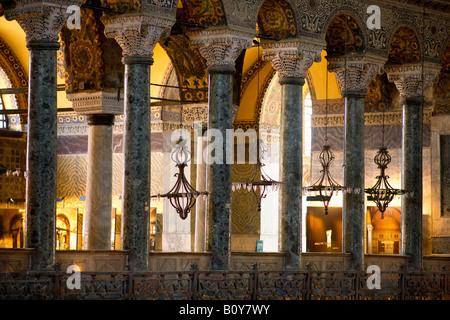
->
0, 264, 448, 300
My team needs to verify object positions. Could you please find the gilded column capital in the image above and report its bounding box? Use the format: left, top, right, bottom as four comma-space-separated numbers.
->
384, 62, 441, 99
189, 28, 254, 70
327, 54, 386, 96
262, 40, 323, 79
4, 0, 84, 43
102, 14, 174, 58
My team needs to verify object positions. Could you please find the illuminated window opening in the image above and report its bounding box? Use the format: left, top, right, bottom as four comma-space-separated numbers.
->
0, 94, 7, 129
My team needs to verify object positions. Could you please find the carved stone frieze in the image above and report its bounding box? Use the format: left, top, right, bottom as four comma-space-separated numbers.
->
385, 62, 442, 98
311, 109, 432, 128
102, 14, 174, 57
327, 54, 386, 94
188, 28, 254, 68
4, 0, 84, 43
181, 103, 209, 125
262, 40, 323, 78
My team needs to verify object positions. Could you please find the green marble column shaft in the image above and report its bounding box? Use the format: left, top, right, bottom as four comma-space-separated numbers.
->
401, 98, 423, 271
279, 76, 304, 270
121, 56, 152, 270
25, 41, 60, 270
207, 65, 234, 270
343, 92, 366, 271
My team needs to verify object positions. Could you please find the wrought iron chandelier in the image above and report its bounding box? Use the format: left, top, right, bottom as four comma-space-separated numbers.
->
152, 135, 208, 220
232, 139, 280, 212
152, 101, 208, 220
151, 35, 208, 220
305, 145, 344, 215
304, 60, 344, 215
364, 146, 404, 219
364, 107, 405, 219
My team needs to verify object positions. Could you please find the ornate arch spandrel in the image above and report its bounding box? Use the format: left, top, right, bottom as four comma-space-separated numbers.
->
0, 37, 28, 109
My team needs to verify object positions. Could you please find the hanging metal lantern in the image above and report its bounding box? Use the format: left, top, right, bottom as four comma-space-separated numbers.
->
365, 146, 404, 219
305, 145, 343, 215
152, 138, 208, 220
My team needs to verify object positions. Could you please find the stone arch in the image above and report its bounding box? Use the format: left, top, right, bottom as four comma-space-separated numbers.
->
0, 36, 28, 111
385, 18, 424, 62
256, 0, 298, 40
324, 12, 366, 56
386, 25, 422, 65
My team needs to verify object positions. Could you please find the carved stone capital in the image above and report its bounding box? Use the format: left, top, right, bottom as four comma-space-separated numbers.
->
262, 40, 323, 79
4, 0, 84, 43
102, 14, 174, 57
327, 54, 386, 95
384, 63, 441, 99
67, 91, 124, 115
189, 28, 254, 69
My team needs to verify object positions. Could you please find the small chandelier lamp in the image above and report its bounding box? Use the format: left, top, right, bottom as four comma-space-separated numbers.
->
232, 140, 281, 212
152, 137, 208, 220
364, 108, 405, 219
151, 34, 208, 220
305, 145, 344, 215
304, 59, 344, 215
364, 145, 404, 219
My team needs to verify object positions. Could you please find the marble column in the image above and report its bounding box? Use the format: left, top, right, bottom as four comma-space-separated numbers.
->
402, 97, 423, 269
263, 41, 322, 270
386, 63, 440, 271
84, 114, 115, 250
190, 28, 253, 270
26, 40, 59, 270
4, 1, 82, 270
103, 15, 174, 270
328, 54, 385, 271
343, 91, 366, 270
67, 91, 124, 250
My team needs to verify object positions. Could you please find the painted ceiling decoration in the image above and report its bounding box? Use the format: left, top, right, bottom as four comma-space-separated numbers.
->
179, 0, 227, 27
257, 0, 297, 40
364, 73, 398, 113
388, 26, 421, 65
60, 6, 124, 94
325, 14, 365, 55
161, 33, 208, 102
102, 0, 141, 13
